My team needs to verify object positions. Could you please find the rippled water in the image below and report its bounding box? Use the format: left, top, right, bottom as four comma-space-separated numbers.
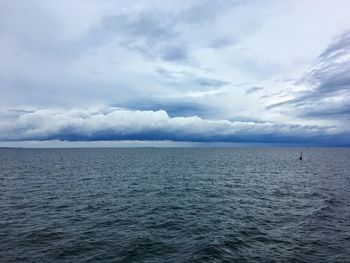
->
1, 148, 350, 262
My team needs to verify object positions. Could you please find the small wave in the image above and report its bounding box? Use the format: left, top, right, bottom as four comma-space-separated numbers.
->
23, 227, 65, 245
119, 237, 175, 262
188, 235, 250, 262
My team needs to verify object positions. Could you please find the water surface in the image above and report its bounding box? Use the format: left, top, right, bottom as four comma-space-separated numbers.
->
1, 148, 350, 262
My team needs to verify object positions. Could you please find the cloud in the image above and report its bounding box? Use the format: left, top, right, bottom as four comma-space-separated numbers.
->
96, 10, 182, 61
0, 1, 237, 108
119, 100, 212, 118
1, 0, 350, 146
267, 31, 350, 122
91, 0, 241, 62
0, 107, 345, 144
155, 68, 230, 89
245, 86, 264, 95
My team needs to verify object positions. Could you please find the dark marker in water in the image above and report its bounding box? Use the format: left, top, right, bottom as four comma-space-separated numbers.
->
299, 152, 303, 160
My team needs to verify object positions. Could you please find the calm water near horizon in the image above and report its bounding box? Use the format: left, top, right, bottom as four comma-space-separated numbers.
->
1, 148, 350, 262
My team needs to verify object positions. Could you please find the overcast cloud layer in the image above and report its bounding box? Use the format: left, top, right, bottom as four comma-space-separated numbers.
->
1, 0, 350, 146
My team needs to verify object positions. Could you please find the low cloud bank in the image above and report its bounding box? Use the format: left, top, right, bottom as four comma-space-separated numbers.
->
0, 107, 346, 145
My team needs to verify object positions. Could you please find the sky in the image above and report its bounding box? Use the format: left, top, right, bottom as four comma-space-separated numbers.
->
1, 0, 350, 147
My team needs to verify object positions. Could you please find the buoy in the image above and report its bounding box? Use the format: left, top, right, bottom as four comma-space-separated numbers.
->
299, 152, 303, 160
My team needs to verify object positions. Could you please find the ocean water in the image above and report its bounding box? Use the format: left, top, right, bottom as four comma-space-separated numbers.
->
1, 148, 350, 262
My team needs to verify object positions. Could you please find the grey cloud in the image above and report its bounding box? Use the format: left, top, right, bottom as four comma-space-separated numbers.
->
155, 68, 230, 89
0, 0, 261, 110
245, 86, 264, 95
0, 1, 238, 65
93, 11, 184, 61
118, 99, 214, 118
196, 78, 230, 88
319, 30, 350, 60
209, 37, 234, 48
267, 31, 350, 121
301, 102, 350, 119
178, 0, 236, 24
100, 11, 175, 43
259, 91, 285, 100
93, 0, 239, 61
160, 46, 188, 61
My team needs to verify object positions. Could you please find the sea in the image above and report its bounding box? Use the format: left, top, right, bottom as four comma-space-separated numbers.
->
1, 148, 350, 262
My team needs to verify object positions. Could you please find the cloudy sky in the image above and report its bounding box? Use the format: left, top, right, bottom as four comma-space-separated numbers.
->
1, 0, 350, 147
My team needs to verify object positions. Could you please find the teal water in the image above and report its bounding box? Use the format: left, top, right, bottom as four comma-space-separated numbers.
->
1, 148, 350, 262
